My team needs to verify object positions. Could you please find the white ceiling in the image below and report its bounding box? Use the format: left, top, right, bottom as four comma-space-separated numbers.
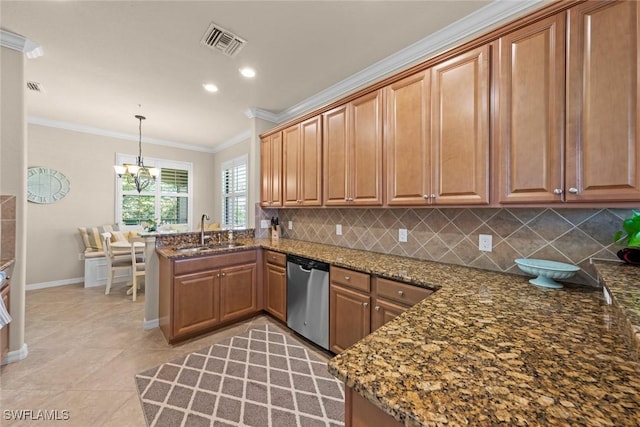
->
1, 1, 543, 152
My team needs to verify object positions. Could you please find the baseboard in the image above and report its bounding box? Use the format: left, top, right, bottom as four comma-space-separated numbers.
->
26, 277, 83, 291
143, 318, 159, 330
1, 343, 28, 365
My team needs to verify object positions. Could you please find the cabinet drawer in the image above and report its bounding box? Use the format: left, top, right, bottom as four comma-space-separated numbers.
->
375, 277, 432, 307
265, 250, 286, 267
331, 266, 370, 293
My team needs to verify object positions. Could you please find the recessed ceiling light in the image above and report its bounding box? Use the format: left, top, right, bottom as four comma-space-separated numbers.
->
203, 83, 218, 93
239, 67, 256, 78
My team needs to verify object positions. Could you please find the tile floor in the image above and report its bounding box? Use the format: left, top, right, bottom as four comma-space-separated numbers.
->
0, 284, 332, 426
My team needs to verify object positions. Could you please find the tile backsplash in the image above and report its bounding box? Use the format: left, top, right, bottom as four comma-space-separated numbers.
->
256, 205, 638, 286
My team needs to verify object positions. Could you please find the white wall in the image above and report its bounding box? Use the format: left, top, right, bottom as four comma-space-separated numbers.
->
26, 124, 217, 285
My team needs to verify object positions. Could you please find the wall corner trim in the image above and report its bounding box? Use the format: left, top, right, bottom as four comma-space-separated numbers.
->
143, 318, 159, 330
1, 343, 29, 365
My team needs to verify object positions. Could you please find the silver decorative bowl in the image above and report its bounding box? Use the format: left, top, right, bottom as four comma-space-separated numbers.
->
514, 258, 580, 289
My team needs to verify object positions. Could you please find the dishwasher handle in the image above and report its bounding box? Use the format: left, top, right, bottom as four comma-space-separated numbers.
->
299, 265, 312, 273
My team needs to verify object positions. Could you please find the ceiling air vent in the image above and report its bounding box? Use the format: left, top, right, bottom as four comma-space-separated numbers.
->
26, 81, 44, 93
200, 22, 246, 57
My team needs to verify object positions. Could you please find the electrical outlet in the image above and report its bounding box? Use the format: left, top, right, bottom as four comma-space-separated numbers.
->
288, 221, 293, 230
260, 220, 268, 229
336, 224, 342, 235
399, 228, 408, 243
479, 234, 493, 252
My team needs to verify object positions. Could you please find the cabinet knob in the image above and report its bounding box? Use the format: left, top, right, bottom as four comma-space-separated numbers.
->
344, 276, 350, 281
398, 290, 404, 296
221, 273, 226, 277
363, 302, 369, 308
422, 194, 429, 200
216, 273, 221, 278
375, 306, 380, 311
569, 187, 579, 194
430, 194, 436, 199
553, 188, 563, 195
348, 197, 354, 202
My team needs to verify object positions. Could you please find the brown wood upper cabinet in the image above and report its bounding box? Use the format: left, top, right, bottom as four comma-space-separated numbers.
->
430, 45, 490, 205
260, 132, 283, 207
323, 90, 383, 206
497, 1, 640, 204
283, 116, 322, 206
386, 44, 490, 207
495, 14, 565, 204
566, 0, 640, 202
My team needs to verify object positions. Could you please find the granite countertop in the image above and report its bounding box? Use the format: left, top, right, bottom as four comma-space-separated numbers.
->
156, 238, 640, 425
594, 261, 640, 358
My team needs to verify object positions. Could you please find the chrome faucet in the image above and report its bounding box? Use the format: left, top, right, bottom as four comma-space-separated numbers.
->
200, 214, 210, 245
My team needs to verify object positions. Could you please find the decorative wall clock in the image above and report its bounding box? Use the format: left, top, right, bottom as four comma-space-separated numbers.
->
27, 167, 70, 204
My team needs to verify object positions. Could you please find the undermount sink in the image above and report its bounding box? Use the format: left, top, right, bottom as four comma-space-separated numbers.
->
175, 242, 244, 253
208, 242, 244, 249
175, 246, 210, 253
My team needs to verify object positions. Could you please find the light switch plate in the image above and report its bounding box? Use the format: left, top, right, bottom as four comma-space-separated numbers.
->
260, 220, 268, 229
336, 224, 342, 235
479, 234, 493, 252
399, 228, 408, 243
288, 221, 293, 230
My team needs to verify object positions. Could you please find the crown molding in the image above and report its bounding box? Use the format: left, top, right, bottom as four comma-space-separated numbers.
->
28, 116, 216, 153
273, 0, 546, 124
244, 107, 279, 123
211, 129, 252, 153
0, 29, 43, 58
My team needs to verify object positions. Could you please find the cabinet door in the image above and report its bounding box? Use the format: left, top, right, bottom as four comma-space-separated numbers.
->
372, 298, 406, 332
173, 271, 219, 338
350, 89, 384, 205
385, 71, 431, 206
496, 14, 565, 204
329, 284, 370, 354
265, 263, 287, 322
220, 263, 257, 322
300, 116, 322, 206
567, 1, 640, 202
431, 45, 490, 205
260, 133, 282, 207
283, 124, 301, 206
323, 104, 349, 205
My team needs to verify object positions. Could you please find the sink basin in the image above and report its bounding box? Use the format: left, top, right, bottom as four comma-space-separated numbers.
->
175, 246, 210, 253
175, 242, 244, 253
208, 242, 244, 249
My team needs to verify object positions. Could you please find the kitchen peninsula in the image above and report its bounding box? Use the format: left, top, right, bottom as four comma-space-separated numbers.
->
154, 235, 640, 426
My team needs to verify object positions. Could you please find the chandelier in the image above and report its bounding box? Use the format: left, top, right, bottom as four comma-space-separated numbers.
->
114, 115, 159, 193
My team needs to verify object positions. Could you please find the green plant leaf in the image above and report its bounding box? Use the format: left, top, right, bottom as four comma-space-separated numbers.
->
629, 232, 640, 247
613, 230, 624, 243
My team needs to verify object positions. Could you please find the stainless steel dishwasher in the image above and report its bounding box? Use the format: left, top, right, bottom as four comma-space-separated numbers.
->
287, 254, 329, 350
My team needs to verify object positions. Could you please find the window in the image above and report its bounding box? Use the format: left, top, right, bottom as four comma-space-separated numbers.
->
116, 154, 193, 230
221, 155, 248, 229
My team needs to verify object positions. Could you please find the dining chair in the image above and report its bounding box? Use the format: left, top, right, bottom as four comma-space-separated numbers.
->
129, 237, 146, 301
101, 232, 133, 298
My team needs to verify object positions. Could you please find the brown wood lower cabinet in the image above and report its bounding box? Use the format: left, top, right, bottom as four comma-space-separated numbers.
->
264, 250, 287, 322
159, 250, 259, 343
330, 267, 433, 353
1, 283, 9, 361
220, 263, 257, 322
345, 387, 402, 427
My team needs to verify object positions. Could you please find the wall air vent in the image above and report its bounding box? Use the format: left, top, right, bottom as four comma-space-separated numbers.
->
200, 22, 246, 57
26, 81, 44, 93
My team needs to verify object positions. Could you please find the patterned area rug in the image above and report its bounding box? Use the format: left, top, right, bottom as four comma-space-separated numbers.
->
135, 325, 345, 426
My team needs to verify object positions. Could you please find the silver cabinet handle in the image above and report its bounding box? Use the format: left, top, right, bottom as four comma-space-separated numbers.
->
363, 302, 369, 308
375, 306, 380, 311
569, 187, 579, 194
553, 188, 563, 195
398, 290, 404, 296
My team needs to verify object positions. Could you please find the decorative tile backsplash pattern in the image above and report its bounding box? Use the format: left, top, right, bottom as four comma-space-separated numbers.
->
256, 205, 638, 286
